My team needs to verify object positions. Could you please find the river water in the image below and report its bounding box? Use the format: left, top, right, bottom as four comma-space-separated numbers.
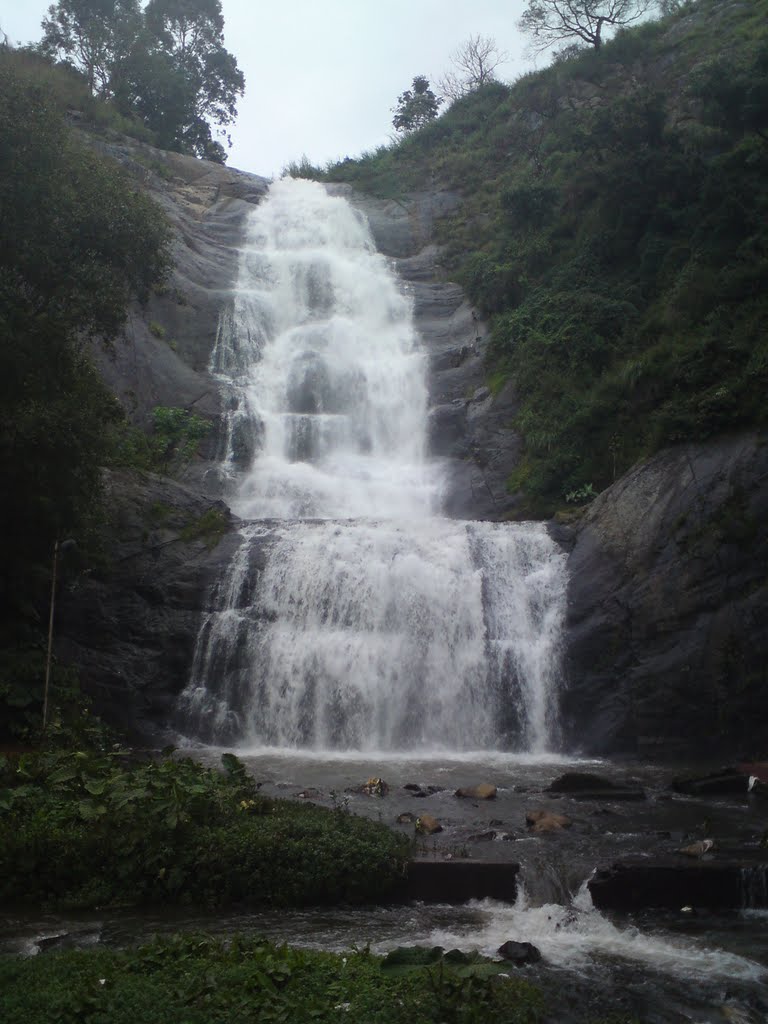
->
3, 750, 767, 1023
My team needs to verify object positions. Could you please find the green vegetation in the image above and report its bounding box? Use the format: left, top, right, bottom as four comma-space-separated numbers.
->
180, 507, 228, 548
0, 50, 171, 617
0, 749, 409, 911
0, 935, 543, 1024
320, 0, 768, 513
109, 405, 212, 475
37, 0, 244, 161
392, 76, 442, 134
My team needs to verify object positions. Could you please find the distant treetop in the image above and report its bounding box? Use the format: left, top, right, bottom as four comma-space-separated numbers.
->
392, 75, 442, 134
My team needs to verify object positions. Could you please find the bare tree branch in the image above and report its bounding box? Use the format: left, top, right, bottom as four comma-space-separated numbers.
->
518, 0, 655, 55
437, 34, 508, 104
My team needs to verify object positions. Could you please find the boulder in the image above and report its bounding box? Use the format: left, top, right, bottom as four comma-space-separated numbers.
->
497, 940, 542, 965
526, 809, 572, 832
677, 840, 715, 858
455, 784, 497, 800
360, 777, 389, 797
547, 772, 616, 792
397, 812, 417, 824
672, 772, 747, 797
416, 814, 442, 835
563, 433, 768, 758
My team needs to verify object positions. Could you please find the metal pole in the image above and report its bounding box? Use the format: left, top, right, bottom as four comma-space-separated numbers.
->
43, 539, 59, 732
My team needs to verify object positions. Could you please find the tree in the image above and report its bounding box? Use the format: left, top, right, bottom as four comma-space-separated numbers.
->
392, 75, 442, 134
38, 0, 244, 160
438, 35, 508, 103
0, 54, 170, 613
518, 0, 654, 53
140, 0, 244, 159
40, 0, 141, 96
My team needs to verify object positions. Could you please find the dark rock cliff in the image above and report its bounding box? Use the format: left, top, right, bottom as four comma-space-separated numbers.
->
563, 433, 768, 758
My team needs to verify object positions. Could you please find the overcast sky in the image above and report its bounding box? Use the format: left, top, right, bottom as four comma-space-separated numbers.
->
2, 1, 536, 178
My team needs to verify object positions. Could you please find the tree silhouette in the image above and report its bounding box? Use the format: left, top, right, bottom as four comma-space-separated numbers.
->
392, 75, 442, 134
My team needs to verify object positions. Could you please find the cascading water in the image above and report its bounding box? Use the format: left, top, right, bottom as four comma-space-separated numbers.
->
178, 178, 567, 754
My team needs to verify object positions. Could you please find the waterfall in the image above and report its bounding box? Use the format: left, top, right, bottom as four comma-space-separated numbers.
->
179, 178, 567, 754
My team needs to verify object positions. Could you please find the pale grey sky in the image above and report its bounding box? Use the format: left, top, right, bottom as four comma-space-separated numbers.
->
2, 1, 534, 178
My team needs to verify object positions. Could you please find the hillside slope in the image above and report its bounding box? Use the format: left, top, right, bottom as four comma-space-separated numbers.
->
320, 0, 768, 515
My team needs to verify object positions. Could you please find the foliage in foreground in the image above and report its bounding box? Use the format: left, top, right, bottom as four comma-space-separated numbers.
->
0, 751, 409, 911
0, 935, 543, 1024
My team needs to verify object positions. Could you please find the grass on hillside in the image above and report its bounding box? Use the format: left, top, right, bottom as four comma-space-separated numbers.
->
310, 0, 768, 515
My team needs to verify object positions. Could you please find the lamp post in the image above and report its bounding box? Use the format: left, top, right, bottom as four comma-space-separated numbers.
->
43, 538, 76, 731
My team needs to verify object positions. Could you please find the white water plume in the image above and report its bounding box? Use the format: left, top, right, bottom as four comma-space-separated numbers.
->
180, 178, 568, 754
415, 886, 767, 983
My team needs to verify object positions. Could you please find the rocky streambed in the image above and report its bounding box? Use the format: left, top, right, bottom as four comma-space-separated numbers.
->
2, 751, 767, 1022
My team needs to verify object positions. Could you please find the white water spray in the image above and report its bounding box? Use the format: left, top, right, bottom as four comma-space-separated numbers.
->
179, 178, 567, 754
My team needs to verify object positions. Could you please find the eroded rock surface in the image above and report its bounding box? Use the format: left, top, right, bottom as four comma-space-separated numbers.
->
339, 187, 522, 520
564, 434, 768, 757
56, 469, 243, 738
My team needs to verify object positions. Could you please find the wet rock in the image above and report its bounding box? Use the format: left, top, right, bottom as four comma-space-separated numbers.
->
677, 839, 715, 857
547, 771, 645, 801
359, 777, 389, 797
397, 812, 417, 824
403, 783, 444, 798
564, 434, 768, 758
526, 809, 572, 832
296, 788, 321, 799
455, 784, 497, 800
671, 771, 748, 796
444, 948, 477, 965
588, 859, 749, 911
547, 771, 616, 792
381, 946, 444, 967
416, 814, 442, 835
467, 830, 497, 842
397, 860, 520, 903
497, 940, 542, 965
55, 469, 242, 740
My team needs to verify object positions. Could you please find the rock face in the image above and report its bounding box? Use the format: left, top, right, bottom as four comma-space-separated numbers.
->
563, 434, 768, 758
82, 133, 268, 456
56, 469, 243, 739
337, 187, 523, 520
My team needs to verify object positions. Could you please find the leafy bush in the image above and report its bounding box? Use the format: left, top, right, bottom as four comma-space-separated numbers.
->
0, 935, 543, 1024
0, 751, 410, 911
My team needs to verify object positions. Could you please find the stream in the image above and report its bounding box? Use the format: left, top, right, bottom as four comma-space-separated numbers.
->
4, 751, 767, 1023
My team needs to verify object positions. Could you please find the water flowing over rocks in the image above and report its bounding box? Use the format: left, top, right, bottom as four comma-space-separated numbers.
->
82, 134, 269, 436
334, 186, 524, 521
46, 137, 768, 761
175, 179, 568, 755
